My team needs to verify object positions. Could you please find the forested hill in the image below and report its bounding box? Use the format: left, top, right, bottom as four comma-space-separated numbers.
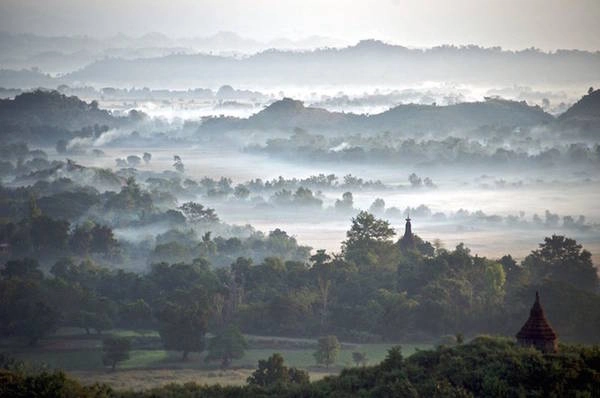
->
559, 89, 600, 121
0, 90, 116, 130
557, 89, 600, 136
201, 96, 553, 134
0, 90, 142, 144
65, 40, 600, 86
368, 97, 553, 132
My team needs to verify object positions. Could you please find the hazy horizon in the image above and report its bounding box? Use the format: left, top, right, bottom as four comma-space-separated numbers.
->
1, 0, 600, 52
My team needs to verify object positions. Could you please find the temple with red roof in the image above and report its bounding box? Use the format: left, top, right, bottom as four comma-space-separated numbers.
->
516, 292, 558, 353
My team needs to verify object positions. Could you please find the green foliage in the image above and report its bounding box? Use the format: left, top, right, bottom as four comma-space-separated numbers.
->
314, 335, 341, 368
17, 301, 59, 346
204, 325, 248, 368
3, 339, 600, 397
69, 222, 119, 256
178, 201, 219, 224
345, 211, 395, 244
0, 369, 111, 398
77, 310, 113, 335
104, 177, 153, 215
155, 287, 211, 361
1, 258, 43, 280
0, 266, 59, 345
102, 336, 131, 371
1, 218, 599, 355
120, 299, 152, 331
247, 353, 310, 387
523, 235, 599, 292
30, 215, 70, 251
343, 211, 398, 269
352, 351, 368, 366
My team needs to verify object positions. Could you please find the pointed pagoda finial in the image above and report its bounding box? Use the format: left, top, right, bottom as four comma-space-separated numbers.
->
535, 291, 539, 302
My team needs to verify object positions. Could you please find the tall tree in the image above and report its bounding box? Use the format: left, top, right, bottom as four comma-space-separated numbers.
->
102, 336, 131, 371
523, 235, 598, 292
314, 335, 341, 368
204, 325, 248, 368
311, 249, 333, 330
343, 211, 397, 268
155, 288, 211, 361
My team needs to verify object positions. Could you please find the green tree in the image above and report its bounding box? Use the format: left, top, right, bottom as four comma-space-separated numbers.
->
335, 191, 354, 212
523, 235, 598, 292
352, 351, 368, 366
120, 299, 152, 332
234, 184, 250, 200
247, 353, 309, 386
178, 202, 219, 223
77, 310, 113, 335
28, 195, 42, 219
173, 155, 184, 173
314, 335, 340, 368
155, 288, 211, 361
18, 301, 59, 346
311, 249, 333, 329
343, 211, 397, 268
104, 177, 153, 213
204, 325, 248, 368
30, 216, 69, 252
1, 258, 43, 280
102, 336, 131, 371
345, 211, 395, 245
369, 198, 386, 214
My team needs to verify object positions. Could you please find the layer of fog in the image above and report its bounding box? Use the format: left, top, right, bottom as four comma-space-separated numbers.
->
49, 144, 600, 261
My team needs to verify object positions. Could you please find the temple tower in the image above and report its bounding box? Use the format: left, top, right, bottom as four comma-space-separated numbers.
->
516, 292, 558, 353
398, 214, 415, 250
403, 216, 413, 241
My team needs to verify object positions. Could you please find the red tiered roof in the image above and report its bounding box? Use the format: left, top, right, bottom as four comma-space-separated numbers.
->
516, 291, 557, 341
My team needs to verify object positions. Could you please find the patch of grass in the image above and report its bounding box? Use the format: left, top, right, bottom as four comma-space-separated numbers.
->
230, 343, 429, 369
6, 330, 431, 376
109, 329, 160, 338
11, 349, 103, 370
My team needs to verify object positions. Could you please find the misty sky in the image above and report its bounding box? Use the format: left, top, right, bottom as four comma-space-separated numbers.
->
1, 0, 599, 51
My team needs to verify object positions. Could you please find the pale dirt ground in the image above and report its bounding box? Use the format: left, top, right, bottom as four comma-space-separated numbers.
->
70, 368, 336, 390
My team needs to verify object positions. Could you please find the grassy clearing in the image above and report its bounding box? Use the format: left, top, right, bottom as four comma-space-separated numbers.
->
9, 342, 429, 371
9, 349, 103, 371
4, 329, 431, 388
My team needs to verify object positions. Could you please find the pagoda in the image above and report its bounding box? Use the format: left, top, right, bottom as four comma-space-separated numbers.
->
516, 292, 558, 353
398, 214, 415, 250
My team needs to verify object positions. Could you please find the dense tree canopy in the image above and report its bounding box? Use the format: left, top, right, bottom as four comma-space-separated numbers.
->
524, 234, 598, 292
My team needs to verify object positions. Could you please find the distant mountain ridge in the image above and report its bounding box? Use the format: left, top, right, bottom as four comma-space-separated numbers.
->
66, 40, 600, 87
0, 31, 345, 74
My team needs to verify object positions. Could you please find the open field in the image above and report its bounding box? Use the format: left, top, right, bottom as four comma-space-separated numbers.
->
1, 328, 430, 389
69, 368, 340, 390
